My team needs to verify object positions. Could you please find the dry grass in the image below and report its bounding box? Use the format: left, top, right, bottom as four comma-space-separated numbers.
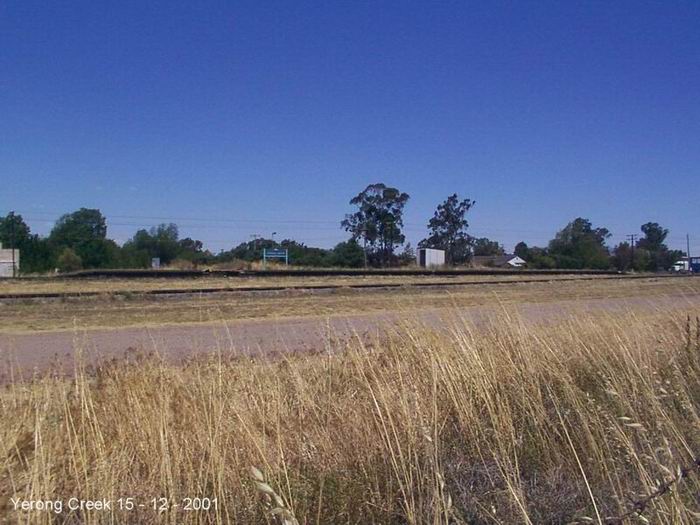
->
1, 276, 699, 333
1, 306, 699, 524
0, 273, 605, 296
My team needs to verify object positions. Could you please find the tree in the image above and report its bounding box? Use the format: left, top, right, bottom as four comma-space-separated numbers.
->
218, 238, 337, 267
636, 222, 682, 271
638, 222, 667, 252
612, 242, 652, 272
0, 212, 31, 247
225, 237, 277, 262
329, 240, 365, 268
124, 223, 183, 265
533, 251, 556, 269
513, 241, 558, 268
527, 246, 556, 269
419, 194, 475, 265
50, 208, 107, 245
548, 218, 611, 269
56, 247, 82, 273
472, 237, 504, 257
178, 237, 210, 266
514, 241, 530, 260
397, 243, 416, 266
280, 239, 329, 266
0, 212, 54, 274
149, 223, 181, 264
49, 208, 114, 268
611, 242, 632, 272
342, 183, 410, 267
22, 236, 55, 274
118, 241, 151, 268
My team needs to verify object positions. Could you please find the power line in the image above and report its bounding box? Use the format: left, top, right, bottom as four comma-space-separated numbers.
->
1, 209, 578, 234
3, 209, 697, 254
10, 210, 16, 278
3, 211, 651, 238
8, 209, 349, 226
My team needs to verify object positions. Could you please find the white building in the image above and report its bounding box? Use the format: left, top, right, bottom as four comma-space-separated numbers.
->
671, 257, 700, 273
418, 248, 445, 268
672, 257, 690, 272
0, 242, 20, 277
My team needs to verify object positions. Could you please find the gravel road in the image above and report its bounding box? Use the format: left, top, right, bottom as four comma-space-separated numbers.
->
2, 292, 699, 381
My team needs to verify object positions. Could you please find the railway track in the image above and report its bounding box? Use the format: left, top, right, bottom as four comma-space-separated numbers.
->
0, 273, 692, 301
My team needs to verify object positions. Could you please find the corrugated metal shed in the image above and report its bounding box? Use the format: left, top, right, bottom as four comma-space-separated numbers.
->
0, 243, 20, 277
418, 248, 445, 267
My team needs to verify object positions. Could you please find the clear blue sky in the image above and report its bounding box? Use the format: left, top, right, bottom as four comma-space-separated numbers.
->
2, 1, 699, 254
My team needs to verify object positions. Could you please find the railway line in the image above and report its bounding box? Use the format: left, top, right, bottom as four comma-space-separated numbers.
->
0, 272, 691, 301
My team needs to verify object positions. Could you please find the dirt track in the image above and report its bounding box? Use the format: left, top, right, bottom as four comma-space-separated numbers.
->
2, 291, 700, 381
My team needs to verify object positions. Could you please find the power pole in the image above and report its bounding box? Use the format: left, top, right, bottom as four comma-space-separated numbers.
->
10, 211, 16, 278
363, 236, 367, 268
626, 234, 637, 271
388, 222, 395, 268
361, 226, 368, 269
688, 234, 692, 272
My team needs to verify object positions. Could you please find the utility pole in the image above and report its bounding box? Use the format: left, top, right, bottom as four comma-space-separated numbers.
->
361, 226, 368, 269
363, 236, 367, 268
10, 211, 16, 278
388, 222, 394, 268
626, 234, 637, 271
688, 234, 692, 272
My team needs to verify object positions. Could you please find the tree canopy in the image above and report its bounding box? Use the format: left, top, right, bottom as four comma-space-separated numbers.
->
0, 212, 31, 246
1, 204, 690, 274
612, 222, 684, 272
50, 208, 107, 245
548, 218, 611, 269
419, 194, 475, 264
119, 224, 212, 267
341, 183, 410, 267
48, 208, 115, 269
0, 212, 54, 273
514, 241, 530, 260
472, 237, 504, 257
329, 240, 365, 268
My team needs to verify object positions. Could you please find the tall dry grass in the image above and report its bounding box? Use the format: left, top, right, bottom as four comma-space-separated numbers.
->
1, 308, 699, 524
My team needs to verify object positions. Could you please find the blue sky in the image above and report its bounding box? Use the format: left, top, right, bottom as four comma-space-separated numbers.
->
1, 1, 699, 253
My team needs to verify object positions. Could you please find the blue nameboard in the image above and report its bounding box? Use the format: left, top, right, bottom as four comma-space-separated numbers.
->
263, 248, 289, 266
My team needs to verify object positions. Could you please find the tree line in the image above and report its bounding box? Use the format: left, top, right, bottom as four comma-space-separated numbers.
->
0, 210, 209, 273
0, 183, 687, 273
339, 183, 685, 271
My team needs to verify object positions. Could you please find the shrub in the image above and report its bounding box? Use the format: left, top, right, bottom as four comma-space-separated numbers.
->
56, 247, 82, 273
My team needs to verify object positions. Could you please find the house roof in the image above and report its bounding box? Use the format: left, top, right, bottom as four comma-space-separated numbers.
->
472, 254, 524, 266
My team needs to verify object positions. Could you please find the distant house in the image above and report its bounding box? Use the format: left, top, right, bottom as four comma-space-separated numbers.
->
0, 242, 20, 277
471, 254, 526, 268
